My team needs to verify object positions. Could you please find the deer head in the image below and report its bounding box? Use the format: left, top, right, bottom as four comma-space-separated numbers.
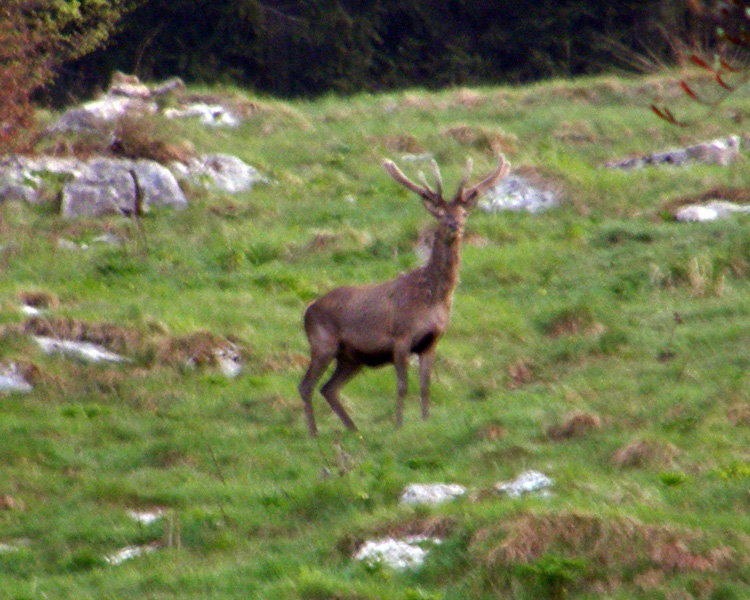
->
383, 155, 510, 237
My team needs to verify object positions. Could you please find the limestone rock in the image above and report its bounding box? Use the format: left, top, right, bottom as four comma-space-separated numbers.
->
61, 159, 138, 217
0, 363, 32, 394
171, 153, 266, 193
34, 336, 129, 364
495, 470, 553, 498
480, 175, 560, 214
354, 536, 440, 570
674, 200, 750, 223
400, 483, 466, 506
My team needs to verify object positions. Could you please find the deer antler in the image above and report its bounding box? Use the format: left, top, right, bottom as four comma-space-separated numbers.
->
459, 154, 510, 206
383, 159, 445, 216
455, 158, 474, 199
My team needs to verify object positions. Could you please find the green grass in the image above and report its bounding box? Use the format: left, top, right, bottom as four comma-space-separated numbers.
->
3, 71, 750, 598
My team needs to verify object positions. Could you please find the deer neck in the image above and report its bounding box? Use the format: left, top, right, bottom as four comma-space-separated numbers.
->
422, 226, 463, 303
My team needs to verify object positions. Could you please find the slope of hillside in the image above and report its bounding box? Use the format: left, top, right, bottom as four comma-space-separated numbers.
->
2, 73, 750, 599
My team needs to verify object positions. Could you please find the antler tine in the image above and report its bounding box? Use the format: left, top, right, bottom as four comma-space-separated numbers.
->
456, 157, 474, 196
383, 159, 441, 205
418, 171, 436, 197
461, 154, 510, 205
430, 159, 443, 199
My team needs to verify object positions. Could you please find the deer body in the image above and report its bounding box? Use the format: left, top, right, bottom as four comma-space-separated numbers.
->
299, 155, 509, 436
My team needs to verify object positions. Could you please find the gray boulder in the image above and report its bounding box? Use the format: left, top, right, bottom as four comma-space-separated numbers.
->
171, 153, 266, 194
130, 160, 188, 211
60, 158, 187, 218
62, 159, 138, 217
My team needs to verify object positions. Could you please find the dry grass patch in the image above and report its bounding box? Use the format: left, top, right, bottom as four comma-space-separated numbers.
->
157, 330, 242, 368
553, 120, 599, 144
727, 402, 750, 426
507, 359, 536, 389
660, 186, 750, 216
260, 351, 308, 373
339, 516, 455, 556
441, 124, 518, 156
547, 412, 602, 440
612, 439, 680, 469
18, 290, 59, 310
376, 134, 425, 154
111, 114, 195, 163
542, 308, 604, 339
476, 511, 735, 595
22, 316, 144, 354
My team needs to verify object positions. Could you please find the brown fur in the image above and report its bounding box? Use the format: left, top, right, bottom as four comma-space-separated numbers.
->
299, 155, 510, 436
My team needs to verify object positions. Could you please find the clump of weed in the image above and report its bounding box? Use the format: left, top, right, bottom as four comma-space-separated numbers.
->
612, 439, 679, 469
547, 412, 602, 441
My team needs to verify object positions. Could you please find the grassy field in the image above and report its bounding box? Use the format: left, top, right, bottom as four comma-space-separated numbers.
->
2, 71, 750, 599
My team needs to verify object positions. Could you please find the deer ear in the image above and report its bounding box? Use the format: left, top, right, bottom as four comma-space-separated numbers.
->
421, 198, 445, 219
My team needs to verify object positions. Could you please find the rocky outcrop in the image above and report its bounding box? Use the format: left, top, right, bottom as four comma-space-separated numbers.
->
0, 153, 265, 217
0, 155, 187, 217
480, 174, 561, 214
605, 136, 740, 170
50, 72, 245, 133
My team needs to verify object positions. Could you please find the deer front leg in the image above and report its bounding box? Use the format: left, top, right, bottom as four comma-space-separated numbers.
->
418, 345, 437, 421
393, 344, 410, 428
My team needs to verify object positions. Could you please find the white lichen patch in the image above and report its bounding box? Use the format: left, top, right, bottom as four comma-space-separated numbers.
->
400, 483, 466, 506
354, 536, 441, 570
495, 470, 553, 498
34, 336, 128, 364
105, 543, 159, 565
128, 509, 164, 526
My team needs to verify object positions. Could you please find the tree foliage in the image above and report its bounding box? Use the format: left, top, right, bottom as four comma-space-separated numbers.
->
652, 0, 750, 126
0, 0, 141, 151
45, 1, 716, 101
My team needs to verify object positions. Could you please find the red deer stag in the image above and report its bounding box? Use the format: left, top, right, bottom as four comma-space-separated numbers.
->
299, 154, 510, 436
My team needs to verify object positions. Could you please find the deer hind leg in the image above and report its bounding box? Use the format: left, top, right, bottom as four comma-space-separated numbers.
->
418, 345, 437, 421
299, 349, 335, 437
320, 358, 361, 432
393, 344, 410, 428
